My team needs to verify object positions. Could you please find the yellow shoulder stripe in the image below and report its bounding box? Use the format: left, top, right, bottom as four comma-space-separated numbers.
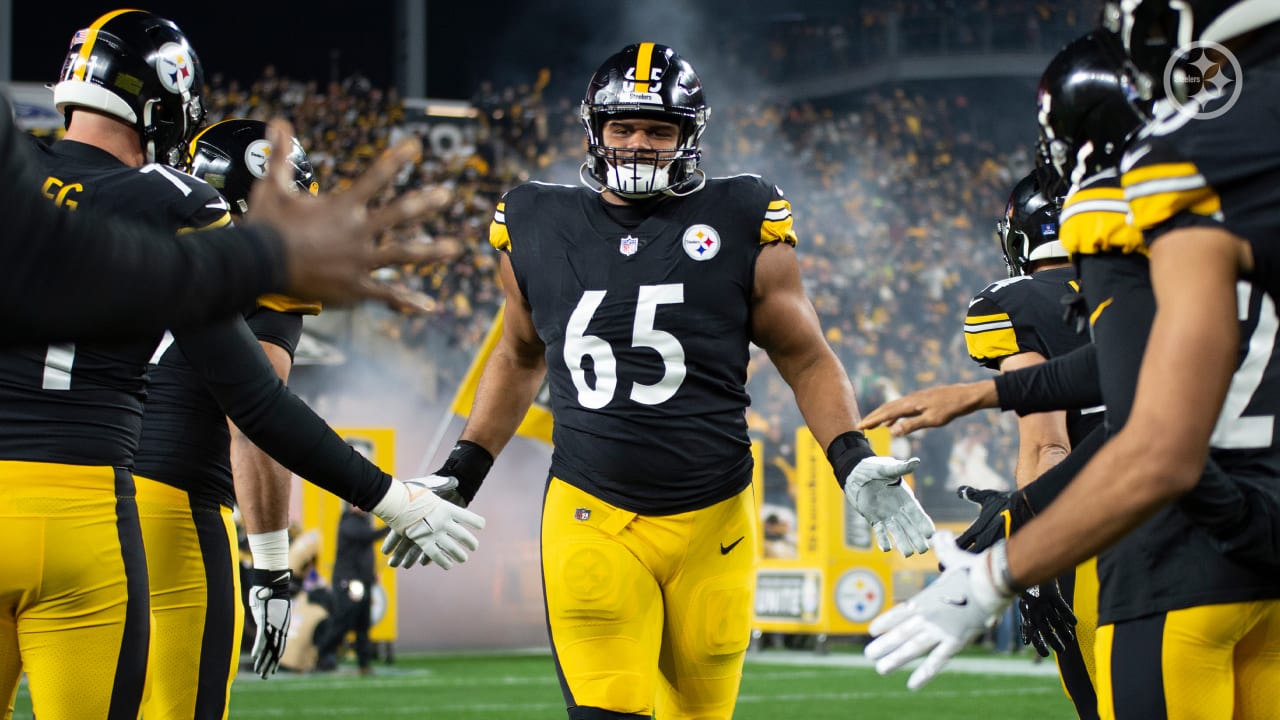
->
964, 312, 1010, 325
965, 328, 1020, 362
257, 293, 322, 315
1128, 186, 1221, 232
1122, 162, 1201, 188
176, 212, 233, 235
489, 220, 512, 252
1061, 206, 1147, 256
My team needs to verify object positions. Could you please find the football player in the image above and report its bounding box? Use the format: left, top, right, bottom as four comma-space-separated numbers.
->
382, 43, 933, 720
0, 12, 482, 719
861, 7, 1280, 713
962, 168, 1100, 718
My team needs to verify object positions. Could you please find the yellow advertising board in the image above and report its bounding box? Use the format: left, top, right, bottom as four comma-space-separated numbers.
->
300, 427, 398, 643
752, 426, 928, 637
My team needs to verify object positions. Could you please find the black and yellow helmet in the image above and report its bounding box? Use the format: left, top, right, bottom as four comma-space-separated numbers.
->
54, 9, 206, 166
580, 42, 709, 198
186, 119, 318, 215
998, 171, 1065, 277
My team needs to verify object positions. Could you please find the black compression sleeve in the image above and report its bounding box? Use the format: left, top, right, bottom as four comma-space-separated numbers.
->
0, 93, 287, 342
175, 315, 392, 510
1020, 424, 1107, 512
994, 343, 1102, 416
245, 308, 306, 358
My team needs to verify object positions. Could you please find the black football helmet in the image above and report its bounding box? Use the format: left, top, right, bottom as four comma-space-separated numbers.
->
1103, 0, 1280, 102
1036, 30, 1149, 193
998, 171, 1065, 277
186, 119, 318, 215
54, 9, 206, 166
580, 42, 709, 198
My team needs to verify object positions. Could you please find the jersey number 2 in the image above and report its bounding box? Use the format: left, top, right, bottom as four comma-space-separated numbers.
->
564, 284, 687, 409
1211, 283, 1277, 450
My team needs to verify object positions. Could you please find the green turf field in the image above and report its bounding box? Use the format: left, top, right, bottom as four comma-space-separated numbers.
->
11, 648, 1079, 718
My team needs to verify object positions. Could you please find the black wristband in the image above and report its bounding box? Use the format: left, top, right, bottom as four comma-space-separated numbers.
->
437, 440, 494, 503
249, 567, 292, 593
826, 430, 876, 488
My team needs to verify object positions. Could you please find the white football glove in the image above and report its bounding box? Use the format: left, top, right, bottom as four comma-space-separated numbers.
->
373, 477, 486, 569
864, 531, 1017, 690
247, 568, 292, 678
844, 455, 934, 556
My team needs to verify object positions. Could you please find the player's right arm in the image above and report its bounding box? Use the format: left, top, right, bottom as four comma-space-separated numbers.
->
457, 253, 548, 456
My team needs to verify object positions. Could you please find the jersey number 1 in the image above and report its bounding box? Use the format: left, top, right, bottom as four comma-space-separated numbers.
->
565, 284, 687, 409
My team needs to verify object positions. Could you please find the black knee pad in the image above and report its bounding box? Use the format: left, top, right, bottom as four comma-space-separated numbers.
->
567, 706, 649, 720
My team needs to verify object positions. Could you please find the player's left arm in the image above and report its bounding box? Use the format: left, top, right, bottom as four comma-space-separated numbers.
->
998, 351, 1070, 487
1006, 226, 1245, 586
751, 228, 932, 556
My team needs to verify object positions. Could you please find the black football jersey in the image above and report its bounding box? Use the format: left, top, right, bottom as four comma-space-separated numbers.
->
964, 266, 1102, 446
133, 302, 312, 507
1096, 48, 1280, 621
490, 175, 796, 514
0, 140, 230, 466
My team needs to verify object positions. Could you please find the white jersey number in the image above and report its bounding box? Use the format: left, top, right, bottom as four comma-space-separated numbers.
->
563, 284, 686, 409
1210, 282, 1277, 450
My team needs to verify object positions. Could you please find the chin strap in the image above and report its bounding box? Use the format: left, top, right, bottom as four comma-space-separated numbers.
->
578, 162, 706, 200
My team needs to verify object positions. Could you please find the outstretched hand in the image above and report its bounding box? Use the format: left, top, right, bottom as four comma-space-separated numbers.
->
857, 381, 999, 436
246, 119, 460, 309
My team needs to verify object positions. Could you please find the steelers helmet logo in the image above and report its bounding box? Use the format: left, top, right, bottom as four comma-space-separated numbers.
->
682, 224, 721, 261
156, 42, 196, 94
245, 139, 272, 179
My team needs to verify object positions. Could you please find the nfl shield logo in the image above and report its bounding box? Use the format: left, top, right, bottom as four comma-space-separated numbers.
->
574, 507, 591, 522
619, 235, 639, 256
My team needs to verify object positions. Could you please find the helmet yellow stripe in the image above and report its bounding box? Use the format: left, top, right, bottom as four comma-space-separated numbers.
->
72, 8, 144, 81
633, 41, 655, 93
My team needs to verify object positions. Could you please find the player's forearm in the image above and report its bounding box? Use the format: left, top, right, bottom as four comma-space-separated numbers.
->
994, 344, 1101, 415
773, 348, 859, 452
459, 344, 547, 456
232, 431, 293, 535
1014, 411, 1070, 488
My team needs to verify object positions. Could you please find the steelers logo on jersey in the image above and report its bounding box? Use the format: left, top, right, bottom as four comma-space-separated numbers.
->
682, 224, 721, 261
245, 139, 272, 179
155, 42, 196, 94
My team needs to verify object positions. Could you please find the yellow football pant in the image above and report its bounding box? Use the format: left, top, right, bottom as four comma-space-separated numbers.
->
0, 461, 150, 720
1095, 599, 1280, 719
542, 478, 756, 720
135, 476, 243, 720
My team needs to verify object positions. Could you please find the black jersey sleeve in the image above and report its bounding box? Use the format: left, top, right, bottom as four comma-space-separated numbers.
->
173, 315, 392, 510
993, 342, 1102, 414
245, 307, 306, 358
0, 96, 286, 341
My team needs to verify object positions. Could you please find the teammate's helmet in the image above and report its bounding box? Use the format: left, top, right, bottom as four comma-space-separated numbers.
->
998, 171, 1065, 277
186, 119, 317, 215
54, 9, 206, 166
580, 42, 709, 198
1103, 0, 1280, 102
1036, 30, 1148, 194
